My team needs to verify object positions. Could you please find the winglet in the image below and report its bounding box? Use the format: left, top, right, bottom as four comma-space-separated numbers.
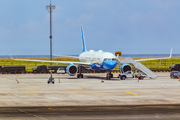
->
81, 25, 87, 52
169, 48, 172, 58
8, 49, 13, 59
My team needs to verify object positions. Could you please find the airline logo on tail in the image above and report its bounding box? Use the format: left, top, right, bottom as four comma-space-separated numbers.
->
81, 25, 87, 52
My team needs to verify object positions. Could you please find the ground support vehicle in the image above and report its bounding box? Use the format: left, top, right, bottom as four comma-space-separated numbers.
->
57, 68, 65, 74
135, 73, 147, 80
32, 65, 48, 73
48, 66, 66, 73
170, 71, 180, 79
169, 64, 180, 71
0, 66, 5, 73
118, 71, 146, 80
0, 66, 25, 74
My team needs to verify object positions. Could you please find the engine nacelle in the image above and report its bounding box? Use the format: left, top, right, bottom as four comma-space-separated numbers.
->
66, 64, 78, 76
120, 64, 131, 73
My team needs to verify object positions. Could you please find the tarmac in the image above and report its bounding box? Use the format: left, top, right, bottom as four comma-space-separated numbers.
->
1, 72, 180, 119
0, 72, 180, 107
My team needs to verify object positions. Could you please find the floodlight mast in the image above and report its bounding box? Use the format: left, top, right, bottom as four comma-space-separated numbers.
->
46, 1, 56, 84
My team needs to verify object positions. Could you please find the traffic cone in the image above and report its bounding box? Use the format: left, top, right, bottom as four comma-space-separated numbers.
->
100, 77, 104, 83
58, 77, 60, 83
15, 78, 19, 84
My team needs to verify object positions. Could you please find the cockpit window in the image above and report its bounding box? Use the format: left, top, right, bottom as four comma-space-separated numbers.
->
107, 58, 111, 61
112, 58, 116, 61
104, 58, 117, 61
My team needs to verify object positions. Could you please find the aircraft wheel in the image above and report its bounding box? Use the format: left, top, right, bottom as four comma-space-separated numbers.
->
77, 74, 80, 78
106, 74, 111, 80
110, 74, 113, 78
139, 76, 144, 80
121, 76, 126, 80
81, 74, 83, 78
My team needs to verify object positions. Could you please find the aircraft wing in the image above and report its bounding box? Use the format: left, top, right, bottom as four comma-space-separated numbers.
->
117, 48, 172, 63
135, 48, 172, 62
53, 54, 79, 59
11, 58, 91, 65
135, 56, 171, 62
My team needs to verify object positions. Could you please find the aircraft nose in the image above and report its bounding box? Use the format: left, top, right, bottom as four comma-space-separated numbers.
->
103, 61, 117, 70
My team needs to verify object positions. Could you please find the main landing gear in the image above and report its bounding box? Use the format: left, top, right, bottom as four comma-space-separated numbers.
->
106, 71, 113, 80
77, 66, 83, 78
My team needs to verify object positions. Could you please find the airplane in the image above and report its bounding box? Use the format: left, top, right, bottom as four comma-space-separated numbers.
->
11, 25, 172, 83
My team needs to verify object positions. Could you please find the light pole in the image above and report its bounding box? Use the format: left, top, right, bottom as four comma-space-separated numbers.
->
46, 1, 56, 84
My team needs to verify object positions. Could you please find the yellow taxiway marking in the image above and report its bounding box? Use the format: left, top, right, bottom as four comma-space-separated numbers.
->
20, 89, 37, 91
125, 92, 138, 95
72, 88, 89, 91
48, 107, 52, 110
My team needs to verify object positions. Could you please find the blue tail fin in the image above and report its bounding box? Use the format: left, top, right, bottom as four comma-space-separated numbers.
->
81, 25, 87, 52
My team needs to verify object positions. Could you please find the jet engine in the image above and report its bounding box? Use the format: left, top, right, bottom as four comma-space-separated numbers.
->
66, 64, 78, 76
120, 64, 131, 73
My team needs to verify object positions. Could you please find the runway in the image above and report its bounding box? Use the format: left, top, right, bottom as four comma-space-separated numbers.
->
0, 73, 180, 119
1, 105, 180, 120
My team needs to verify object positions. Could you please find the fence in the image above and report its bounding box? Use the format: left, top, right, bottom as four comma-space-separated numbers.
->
0, 58, 179, 71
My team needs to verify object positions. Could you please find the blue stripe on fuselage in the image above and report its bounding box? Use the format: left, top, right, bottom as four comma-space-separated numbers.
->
91, 63, 103, 70
90, 61, 117, 70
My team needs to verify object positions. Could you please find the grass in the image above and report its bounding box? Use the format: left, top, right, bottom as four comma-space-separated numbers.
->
0, 58, 79, 72
0, 57, 179, 71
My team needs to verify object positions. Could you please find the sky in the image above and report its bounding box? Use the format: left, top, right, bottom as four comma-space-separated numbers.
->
0, 0, 180, 55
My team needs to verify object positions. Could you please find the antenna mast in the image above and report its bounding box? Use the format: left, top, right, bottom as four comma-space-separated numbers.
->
46, 0, 56, 84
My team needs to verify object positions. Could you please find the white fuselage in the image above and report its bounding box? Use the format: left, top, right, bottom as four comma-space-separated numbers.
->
79, 50, 116, 64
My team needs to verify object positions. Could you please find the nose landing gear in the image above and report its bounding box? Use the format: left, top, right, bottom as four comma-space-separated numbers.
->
106, 71, 113, 80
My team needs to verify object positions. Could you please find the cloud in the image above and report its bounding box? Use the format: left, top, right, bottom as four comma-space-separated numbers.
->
153, 0, 180, 10
58, 13, 93, 29
77, 14, 93, 24
0, 19, 47, 44
18, 19, 40, 32
118, 1, 125, 8
129, 10, 162, 25
86, 0, 113, 10
0, 28, 12, 39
